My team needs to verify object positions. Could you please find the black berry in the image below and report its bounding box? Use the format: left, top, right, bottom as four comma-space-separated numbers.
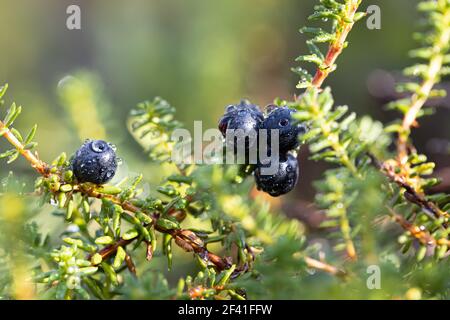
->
262, 106, 306, 153
72, 140, 118, 184
218, 100, 264, 153
254, 153, 299, 197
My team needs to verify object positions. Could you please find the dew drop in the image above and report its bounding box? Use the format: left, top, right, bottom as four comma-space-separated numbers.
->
279, 118, 289, 127
108, 143, 117, 151
91, 140, 107, 153
266, 105, 277, 113
116, 158, 123, 166
66, 224, 80, 233
226, 105, 236, 113
106, 170, 114, 179
67, 266, 77, 275
306, 268, 316, 275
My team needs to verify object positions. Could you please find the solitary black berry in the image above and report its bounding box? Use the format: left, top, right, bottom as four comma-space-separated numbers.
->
262, 106, 306, 153
72, 140, 118, 184
218, 100, 264, 153
254, 153, 299, 197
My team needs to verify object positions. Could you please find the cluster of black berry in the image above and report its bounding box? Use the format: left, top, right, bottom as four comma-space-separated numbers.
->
219, 100, 305, 197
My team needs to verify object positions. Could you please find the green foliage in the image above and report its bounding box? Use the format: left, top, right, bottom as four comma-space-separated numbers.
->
129, 97, 182, 162
286, 0, 450, 270
290, 88, 388, 172
0, 85, 38, 164
388, 0, 450, 133
294, 0, 365, 88
382, 0, 450, 260
0, 83, 311, 299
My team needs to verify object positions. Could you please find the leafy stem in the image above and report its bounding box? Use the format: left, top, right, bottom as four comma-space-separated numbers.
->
397, 4, 450, 163
311, 0, 363, 88
306, 89, 359, 177
304, 256, 347, 277
0, 120, 48, 176
295, 0, 364, 89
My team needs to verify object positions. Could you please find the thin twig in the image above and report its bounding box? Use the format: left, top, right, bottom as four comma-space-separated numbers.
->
304, 256, 347, 278
369, 154, 449, 229
90, 238, 134, 262
124, 253, 137, 275
386, 207, 436, 246
311, 0, 362, 89
0, 120, 49, 176
376, 157, 449, 223
397, 8, 450, 163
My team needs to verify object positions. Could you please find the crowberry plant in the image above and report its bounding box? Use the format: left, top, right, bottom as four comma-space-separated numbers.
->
0, 0, 449, 301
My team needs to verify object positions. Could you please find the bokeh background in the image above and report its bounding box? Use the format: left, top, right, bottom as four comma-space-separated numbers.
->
0, 0, 449, 298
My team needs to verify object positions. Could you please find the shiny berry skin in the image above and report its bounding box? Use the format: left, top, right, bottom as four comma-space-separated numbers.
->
262, 106, 306, 153
254, 153, 299, 197
218, 100, 264, 152
72, 140, 118, 184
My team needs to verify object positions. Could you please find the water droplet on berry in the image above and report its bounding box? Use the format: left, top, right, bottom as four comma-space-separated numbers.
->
106, 170, 114, 179
91, 140, 106, 153
226, 105, 236, 113
279, 118, 289, 127
116, 158, 123, 166
108, 143, 117, 151
266, 105, 277, 113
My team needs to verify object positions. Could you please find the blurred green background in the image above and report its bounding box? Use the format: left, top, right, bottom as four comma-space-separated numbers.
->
0, 0, 449, 297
